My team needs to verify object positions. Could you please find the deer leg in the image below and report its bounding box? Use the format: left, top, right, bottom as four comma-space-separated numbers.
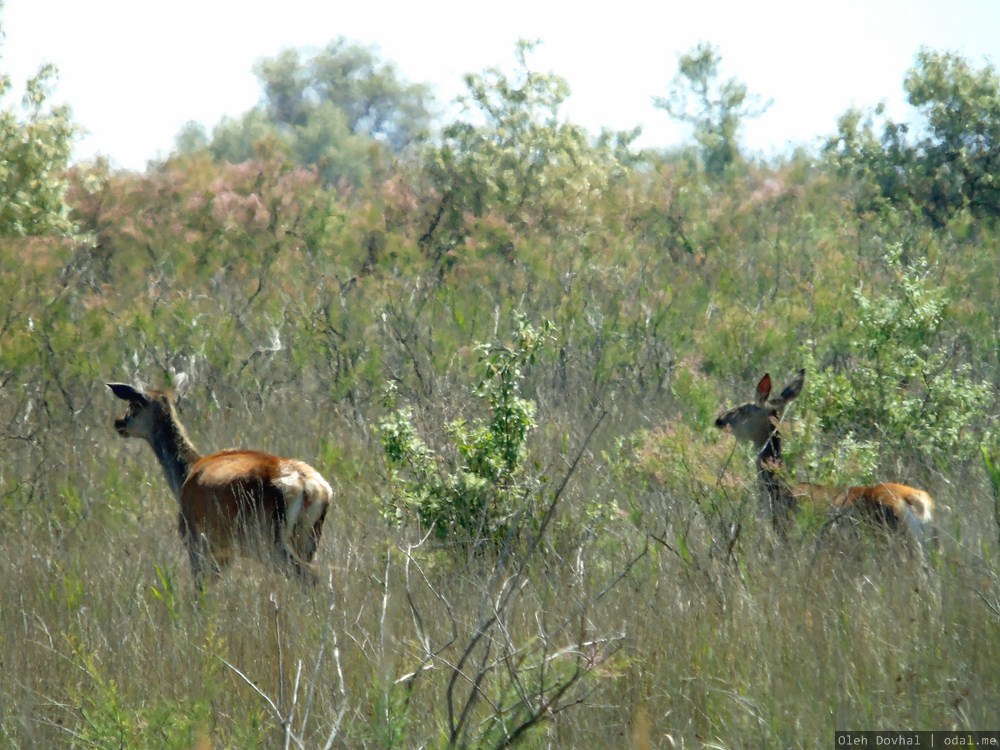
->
268, 542, 317, 585
180, 513, 232, 591
294, 502, 329, 563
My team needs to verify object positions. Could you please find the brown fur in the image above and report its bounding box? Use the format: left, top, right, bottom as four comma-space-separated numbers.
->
107, 382, 332, 590
714, 370, 935, 541
791, 481, 934, 526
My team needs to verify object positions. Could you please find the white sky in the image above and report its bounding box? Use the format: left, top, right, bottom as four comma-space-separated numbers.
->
3, 0, 999, 171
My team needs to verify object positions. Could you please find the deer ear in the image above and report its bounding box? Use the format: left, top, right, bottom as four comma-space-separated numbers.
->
779, 369, 805, 403
755, 374, 772, 405
107, 382, 149, 405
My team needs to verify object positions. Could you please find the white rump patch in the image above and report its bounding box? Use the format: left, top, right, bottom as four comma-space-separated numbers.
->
275, 460, 333, 552
909, 491, 934, 523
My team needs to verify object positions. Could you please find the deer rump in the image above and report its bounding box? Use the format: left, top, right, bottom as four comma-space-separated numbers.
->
791, 481, 934, 537
181, 450, 330, 574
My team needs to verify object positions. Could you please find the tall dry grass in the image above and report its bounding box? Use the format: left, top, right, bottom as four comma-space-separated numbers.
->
2, 385, 998, 749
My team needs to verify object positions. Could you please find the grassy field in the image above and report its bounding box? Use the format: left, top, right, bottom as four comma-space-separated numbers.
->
1, 358, 998, 748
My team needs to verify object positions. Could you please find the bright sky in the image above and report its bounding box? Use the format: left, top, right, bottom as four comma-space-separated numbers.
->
3, 0, 999, 171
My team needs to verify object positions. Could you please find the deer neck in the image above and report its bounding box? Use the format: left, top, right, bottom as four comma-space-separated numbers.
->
755, 431, 796, 531
148, 406, 201, 500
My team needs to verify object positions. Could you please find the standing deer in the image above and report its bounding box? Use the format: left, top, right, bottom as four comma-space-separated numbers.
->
714, 370, 935, 544
107, 382, 332, 590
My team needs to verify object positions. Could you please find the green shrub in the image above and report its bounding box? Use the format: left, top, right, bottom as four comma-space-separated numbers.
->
379, 314, 550, 551
795, 245, 990, 480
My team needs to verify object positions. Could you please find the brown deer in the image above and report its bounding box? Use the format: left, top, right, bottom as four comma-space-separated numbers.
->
714, 370, 935, 544
107, 382, 332, 590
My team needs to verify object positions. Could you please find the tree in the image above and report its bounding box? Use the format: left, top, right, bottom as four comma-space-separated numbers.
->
654, 43, 768, 178
0, 26, 85, 428
260, 40, 432, 152
420, 40, 636, 266
0, 57, 76, 238
826, 48, 1000, 225
177, 38, 433, 186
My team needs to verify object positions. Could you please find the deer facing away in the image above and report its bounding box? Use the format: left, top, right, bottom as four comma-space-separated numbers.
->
108, 382, 332, 590
714, 369, 935, 544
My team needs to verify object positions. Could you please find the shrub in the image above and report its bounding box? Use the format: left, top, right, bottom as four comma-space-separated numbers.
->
795, 244, 990, 480
379, 314, 551, 551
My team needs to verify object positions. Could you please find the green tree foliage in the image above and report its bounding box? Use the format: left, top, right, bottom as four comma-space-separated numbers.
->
177, 38, 432, 186
827, 48, 1000, 225
420, 40, 635, 267
0, 59, 76, 238
654, 42, 767, 178
260, 40, 431, 151
0, 30, 82, 426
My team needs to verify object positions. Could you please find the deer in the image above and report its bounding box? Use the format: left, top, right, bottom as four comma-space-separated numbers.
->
107, 382, 332, 590
713, 369, 935, 546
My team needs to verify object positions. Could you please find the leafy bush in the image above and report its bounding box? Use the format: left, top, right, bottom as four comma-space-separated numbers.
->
419, 40, 634, 269
795, 245, 990, 480
0, 61, 77, 239
379, 314, 550, 551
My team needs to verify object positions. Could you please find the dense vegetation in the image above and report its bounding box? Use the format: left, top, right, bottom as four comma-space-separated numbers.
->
2, 28, 999, 749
